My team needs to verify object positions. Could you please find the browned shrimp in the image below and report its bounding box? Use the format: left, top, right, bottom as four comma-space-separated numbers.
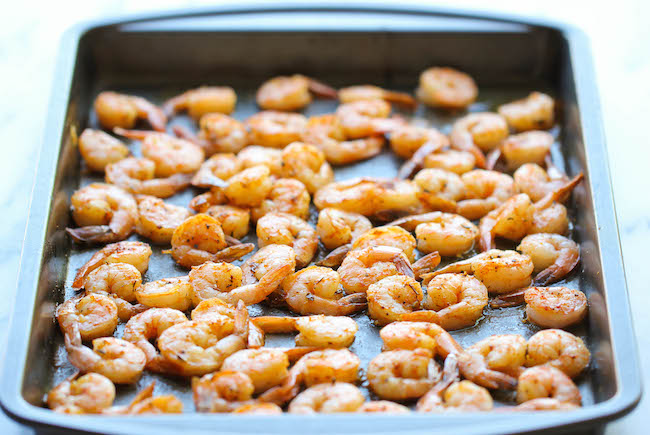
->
72, 241, 152, 289
163, 86, 236, 119
94, 91, 166, 132
256, 74, 338, 111
416, 67, 478, 110
339, 85, 417, 110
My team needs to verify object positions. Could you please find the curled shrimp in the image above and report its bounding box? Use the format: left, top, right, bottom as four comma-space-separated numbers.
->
339, 84, 416, 109
57, 294, 118, 342
526, 329, 590, 378
170, 214, 254, 268
221, 348, 295, 393
367, 348, 440, 401
241, 244, 297, 286
72, 241, 152, 289
367, 275, 423, 326
424, 150, 476, 175
253, 315, 358, 348
339, 246, 414, 295
163, 86, 236, 119
288, 383, 364, 414
412, 168, 465, 212
78, 128, 129, 172
498, 92, 555, 132
358, 401, 410, 413
106, 157, 192, 198
466, 334, 528, 378
517, 366, 581, 406
192, 371, 255, 413
451, 113, 508, 161
280, 142, 334, 194
67, 183, 137, 244
419, 380, 493, 413
94, 91, 166, 132
190, 153, 242, 189
224, 165, 273, 208
238, 145, 283, 174
191, 298, 266, 348
335, 100, 402, 139
256, 74, 337, 111
250, 177, 311, 222
135, 195, 193, 244
233, 403, 283, 414
176, 113, 248, 156
246, 111, 307, 148
456, 169, 516, 220
108, 383, 183, 415
390, 124, 449, 160
416, 67, 478, 110
525, 286, 588, 328
518, 233, 580, 285
135, 276, 192, 311
281, 266, 367, 316
316, 208, 372, 251
47, 372, 115, 414
489, 131, 554, 171
514, 162, 570, 202
350, 226, 416, 262
205, 205, 250, 239
83, 262, 144, 321
256, 212, 318, 268
122, 308, 188, 373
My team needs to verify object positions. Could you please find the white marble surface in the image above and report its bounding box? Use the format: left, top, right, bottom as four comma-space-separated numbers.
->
0, 0, 648, 433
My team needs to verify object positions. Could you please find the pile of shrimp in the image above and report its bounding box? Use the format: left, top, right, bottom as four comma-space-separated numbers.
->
49, 68, 590, 416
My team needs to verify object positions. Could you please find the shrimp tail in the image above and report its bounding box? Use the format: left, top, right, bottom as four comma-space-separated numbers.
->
66, 226, 114, 244
400, 310, 440, 324
212, 243, 255, 262
234, 300, 250, 342
173, 125, 213, 154
113, 127, 151, 141
413, 252, 441, 280
397, 141, 440, 179
490, 290, 526, 308
307, 78, 338, 99
457, 352, 517, 390
485, 147, 502, 170
533, 249, 580, 286
478, 215, 497, 252
382, 91, 417, 111
317, 244, 351, 268
338, 293, 368, 314
162, 93, 187, 117
251, 317, 297, 333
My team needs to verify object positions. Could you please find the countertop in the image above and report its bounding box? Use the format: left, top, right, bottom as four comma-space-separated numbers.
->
0, 0, 648, 433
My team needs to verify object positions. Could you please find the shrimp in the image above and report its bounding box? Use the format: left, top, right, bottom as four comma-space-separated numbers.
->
256, 74, 337, 111
189, 261, 293, 306
192, 371, 255, 413
94, 91, 166, 132
135, 195, 193, 244
358, 401, 410, 413
47, 372, 115, 414
72, 241, 152, 289
241, 244, 297, 286
252, 315, 358, 348
114, 128, 204, 177
339, 85, 416, 109
111, 385, 183, 415
135, 276, 192, 311
509, 398, 578, 412
339, 246, 414, 294
238, 145, 283, 175
390, 124, 449, 160
526, 329, 590, 378
281, 266, 367, 316
288, 383, 364, 414
426, 249, 534, 294
491, 131, 554, 171
183, 113, 248, 155
280, 142, 334, 194
456, 169, 516, 220
498, 92, 555, 132
78, 128, 129, 172
516, 366, 581, 406
190, 153, 242, 189
402, 273, 488, 331
157, 301, 249, 376
424, 150, 476, 175
56, 294, 118, 342
221, 349, 292, 393
256, 212, 318, 268
170, 214, 254, 268
191, 298, 266, 348
67, 183, 137, 244
249, 177, 311, 222
122, 308, 188, 373
204, 205, 250, 239
233, 403, 283, 414
367, 348, 440, 401
514, 162, 570, 202
412, 169, 465, 212
246, 111, 307, 148
418, 380, 494, 413
335, 100, 402, 139
82, 262, 144, 321
525, 286, 588, 329
351, 226, 416, 262
451, 113, 509, 157
105, 157, 192, 198
416, 67, 478, 110
466, 334, 528, 378
316, 208, 372, 251
224, 165, 273, 208
518, 233, 580, 285
367, 275, 423, 326
163, 86, 236, 119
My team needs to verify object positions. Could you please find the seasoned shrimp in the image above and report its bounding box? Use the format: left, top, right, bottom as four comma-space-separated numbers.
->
281, 266, 367, 316
514, 163, 570, 202
456, 169, 516, 220
135, 276, 192, 311
526, 329, 590, 378
424, 150, 476, 175
466, 334, 527, 378
112, 388, 183, 415
517, 366, 581, 406
390, 124, 449, 160
412, 169, 465, 212
183, 113, 248, 155
163, 86, 236, 119
418, 380, 494, 413
233, 403, 283, 414
204, 205, 250, 239
339, 246, 414, 295
498, 92, 555, 132
335, 100, 401, 139
78, 129, 129, 172
135, 195, 193, 244
351, 226, 416, 262
339, 84, 416, 109
253, 315, 358, 348
493, 131, 554, 171
67, 183, 137, 244
122, 308, 188, 373
115, 129, 204, 177
238, 145, 283, 175
288, 383, 364, 414
224, 165, 273, 208
518, 233, 580, 285
252, 177, 311, 223
316, 208, 372, 251
241, 244, 297, 285
256, 74, 337, 111
192, 371, 255, 413
525, 286, 588, 329
367, 349, 439, 401
72, 241, 152, 289
157, 301, 249, 376
221, 349, 291, 393
367, 275, 423, 326
451, 113, 509, 155
426, 250, 534, 294
416, 67, 478, 109
57, 294, 118, 342
94, 91, 166, 132
256, 212, 318, 268
105, 157, 192, 198
246, 111, 307, 148
280, 142, 334, 193
47, 372, 115, 414
83, 262, 143, 320
358, 401, 410, 413
170, 214, 254, 268
191, 298, 266, 348
190, 153, 242, 189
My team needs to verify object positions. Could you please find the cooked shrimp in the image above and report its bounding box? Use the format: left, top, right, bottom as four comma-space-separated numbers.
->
246, 111, 307, 148
509, 398, 578, 411
514, 163, 570, 202
238, 145, 283, 174
224, 165, 273, 208
339, 246, 414, 294
67, 183, 137, 244
339, 85, 416, 109
252, 315, 358, 348
221, 349, 291, 393
189, 188, 227, 213
423, 150, 476, 175
280, 142, 334, 193
94, 91, 166, 132
135, 276, 192, 311
114, 128, 204, 177
418, 380, 493, 413
367, 349, 439, 401
288, 383, 364, 414
250, 177, 311, 222
466, 334, 527, 378
518, 233, 580, 285
451, 112, 508, 155
113, 387, 183, 415
412, 169, 465, 212
498, 92, 555, 131
188, 113, 248, 155
204, 205, 250, 239
47, 372, 115, 414
517, 366, 581, 406
106, 157, 192, 198
256, 212, 317, 268
256, 74, 337, 111
351, 226, 416, 262
335, 100, 401, 139
241, 244, 297, 286
163, 86, 236, 119
191, 298, 266, 348
495, 131, 554, 171
170, 214, 254, 268
122, 308, 188, 373
281, 266, 367, 316
191, 153, 242, 189
526, 329, 590, 378
192, 371, 256, 413
57, 294, 118, 342
233, 403, 283, 414
135, 195, 193, 244
72, 241, 152, 289
78, 128, 129, 172
426, 249, 534, 294
456, 169, 516, 220
525, 286, 588, 329
416, 67, 478, 110
316, 208, 372, 251
367, 275, 423, 326
157, 301, 249, 376
390, 124, 448, 160
83, 262, 143, 321
358, 401, 410, 413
